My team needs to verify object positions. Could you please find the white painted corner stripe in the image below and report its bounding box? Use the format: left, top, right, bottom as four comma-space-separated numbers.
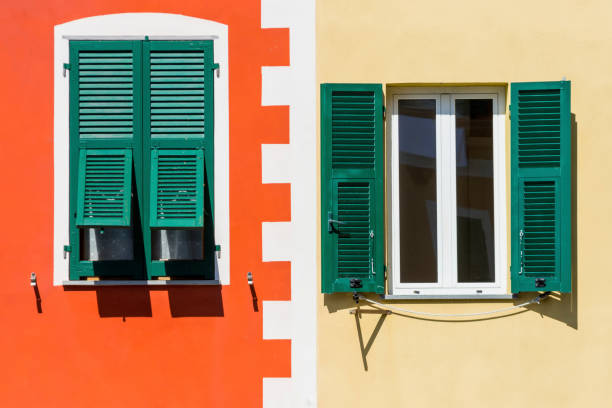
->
262, 222, 293, 262
263, 378, 293, 408
263, 301, 292, 340
262, 144, 292, 184
262, 66, 293, 107
261, 0, 296, 28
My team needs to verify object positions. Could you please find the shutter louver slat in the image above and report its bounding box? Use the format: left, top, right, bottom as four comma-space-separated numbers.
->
76, 149, 132, 227
337, 182, 372, 279
511, 81, 571, 293
331, 91, 376, 170
149, 49, 205, 140
78, 50, 135, 139
150, 149, 204, 228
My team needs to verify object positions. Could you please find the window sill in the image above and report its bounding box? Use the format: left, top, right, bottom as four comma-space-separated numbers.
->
382, 294, 514, 300
62, 280, 220, 286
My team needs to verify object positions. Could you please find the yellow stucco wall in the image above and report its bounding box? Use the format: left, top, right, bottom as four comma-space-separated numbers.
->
317, 0, 612, 406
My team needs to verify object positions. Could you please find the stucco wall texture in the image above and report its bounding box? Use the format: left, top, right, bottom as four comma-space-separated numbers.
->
0, 1, 292, 407
318, 0, 611, 407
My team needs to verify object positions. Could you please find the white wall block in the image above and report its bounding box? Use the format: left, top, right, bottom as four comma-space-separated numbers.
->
263, 301, 292, 339
261, 222, 293, 262
263, 378, 294, 408
262, 144, 293, 184
262, 66, 294, 107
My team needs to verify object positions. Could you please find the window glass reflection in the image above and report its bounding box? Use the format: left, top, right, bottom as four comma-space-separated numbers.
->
455, 99, 495, 282
398, 99, 438, 283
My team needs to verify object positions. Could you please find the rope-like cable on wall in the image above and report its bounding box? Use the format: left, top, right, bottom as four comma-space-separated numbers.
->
357, 292, 550, 318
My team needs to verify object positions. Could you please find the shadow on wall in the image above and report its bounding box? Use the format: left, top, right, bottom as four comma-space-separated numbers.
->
523, 113, 578, 330
63, 285, 224, 319
323, 113, 579, 330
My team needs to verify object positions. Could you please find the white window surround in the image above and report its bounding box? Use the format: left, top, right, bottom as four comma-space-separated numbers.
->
53, 13, 229, 285
386, 86, 507, 296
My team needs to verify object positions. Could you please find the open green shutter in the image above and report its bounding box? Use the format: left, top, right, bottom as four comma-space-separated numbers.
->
511, 81, 571, 293
150, 149, 204, 228
76, 149, 133, 226
321, 84, 385, 294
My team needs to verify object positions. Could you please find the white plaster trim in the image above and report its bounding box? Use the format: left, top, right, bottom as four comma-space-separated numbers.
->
261, 0, 317, 406
262, 144, 292, 184
262, 222, 293, 262
263, 378, 294, 408
53, 13, 230, 285
262, 301, 292, 339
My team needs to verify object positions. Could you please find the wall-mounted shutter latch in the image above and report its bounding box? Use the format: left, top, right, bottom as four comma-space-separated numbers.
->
215, 244, 221, 259
63, 245, 72, 259
63, 63, 71, 77
212, 63, 220, 78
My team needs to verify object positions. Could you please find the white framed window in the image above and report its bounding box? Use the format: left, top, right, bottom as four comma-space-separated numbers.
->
387, 86, 507, 296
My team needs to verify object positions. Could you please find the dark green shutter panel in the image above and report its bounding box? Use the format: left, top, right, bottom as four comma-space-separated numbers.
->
149, 47, 207, 140
76, 45, 137, 140
150, 149, 204, 228
511, 81, 571, 293
321, 84, 385, 294
69, 41, 142, 281
76, 149, 133, 226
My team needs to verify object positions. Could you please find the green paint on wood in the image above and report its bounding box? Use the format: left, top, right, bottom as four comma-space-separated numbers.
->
76, 149, 133, 227
321, 84, 385, 294
511, 81, 572, 293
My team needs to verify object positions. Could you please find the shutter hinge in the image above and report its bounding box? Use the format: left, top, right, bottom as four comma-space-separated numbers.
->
519, 229, 524, 275
508, 104, 511, 120
382, 105, 386, 120
212, 63, 220, 78
63, 245, 72, 259
63, 63, 71, 78
215, 244, 221, 259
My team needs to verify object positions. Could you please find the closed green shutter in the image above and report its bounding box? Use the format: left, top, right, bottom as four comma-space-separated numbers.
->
143, 40, 215, 279
69, 41, 143, 279
511, 81, 572, 293
321, 84, 385, 294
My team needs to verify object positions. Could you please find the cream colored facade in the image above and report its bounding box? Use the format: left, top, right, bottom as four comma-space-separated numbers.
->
317, 0, 612, 406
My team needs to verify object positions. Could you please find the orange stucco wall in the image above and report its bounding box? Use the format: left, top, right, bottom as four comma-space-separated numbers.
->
0, 1, 291, 406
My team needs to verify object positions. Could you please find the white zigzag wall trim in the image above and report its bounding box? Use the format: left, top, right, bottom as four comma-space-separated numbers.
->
260, 0, 316, 406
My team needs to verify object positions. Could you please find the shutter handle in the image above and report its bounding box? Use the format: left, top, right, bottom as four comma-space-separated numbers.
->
327, 211, 345, 232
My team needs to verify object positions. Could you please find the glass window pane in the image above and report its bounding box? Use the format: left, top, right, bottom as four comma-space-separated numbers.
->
80, 227, 134, 261
455, 99, 495, 282
398, 99, 438, 283
151, 229, 204, 260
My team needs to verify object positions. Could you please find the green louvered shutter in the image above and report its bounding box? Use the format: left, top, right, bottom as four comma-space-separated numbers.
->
150, 149, 204, 227
144, 41, 214, 229
68, 41, 143, 280
511, 81, 572, 293
76, 149, 132, 226
143, 41, 215, 279
321, 84, 385, 294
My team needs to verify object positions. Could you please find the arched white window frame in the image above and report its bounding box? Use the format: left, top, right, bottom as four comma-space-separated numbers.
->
53, 13, 229, 285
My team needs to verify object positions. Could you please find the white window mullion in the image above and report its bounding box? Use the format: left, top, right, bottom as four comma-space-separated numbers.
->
438, 94, 454, 288
448, 96, 458, 287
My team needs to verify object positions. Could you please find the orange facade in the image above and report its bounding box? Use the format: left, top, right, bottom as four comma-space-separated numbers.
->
0, 1, 291, 406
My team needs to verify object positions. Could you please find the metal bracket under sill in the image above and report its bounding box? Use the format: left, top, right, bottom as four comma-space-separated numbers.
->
62, 280, 220, 286
382, 294, 514, 300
